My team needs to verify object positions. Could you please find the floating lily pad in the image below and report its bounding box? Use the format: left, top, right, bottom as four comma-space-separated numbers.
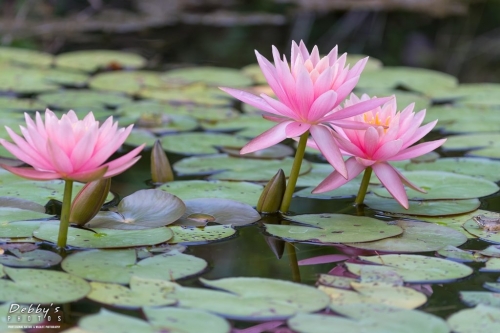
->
294, 182, 361, 199
405, 157, 500, 182
484, 282, 500, 292
0, 248, 61, 268
85, 190, 185, 230
33, 224, 173, 248
158, 180, 263, 206
448, 304, 500, 333
348, 254, 473, 283
294, 162, 335, 188
0, 67, 59, 93
364, 194, 481, 216
160, 133, 249, 155
373, 171, 499, 200
460, 291, 500, 308
317, 274, 357, 289
162, 66, 253, 87
168, 225, 237, 244
426, 106, 500, 134
479, 245, 500, 257
140, 84, 230, 106
55, 50, 147, 72
62, 248, 206, 284
0, 47, 53, 67
0, 96, 46, 112
37, 90, 131, 110
201, 114, 273, 138
220, 144, 294, 159
0, 220, 50, 238
467, 146, 500, 159
346, 220, 467, 253
437, 245, 478, 262
119, 113, 198, 135
175, 198, 260, 227
265, 214, 403, 244
241, 64, 267, 84
480, 258, 500, 272
89, 71, 166, 94
442, 133, 500, 151
0, 266, 90, 303
463, 218, 500, 244
123, 129, 159, 148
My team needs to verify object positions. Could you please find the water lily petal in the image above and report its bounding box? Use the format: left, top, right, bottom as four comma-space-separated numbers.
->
0, 164, 61, 180
240, 121, 290, 154
372, 162, 409, 209
219, 87, 277, 114
308, 91, 338, 122
391, 139, 447, 161
311, 125, 347, 178
313, 157, 365, 193
322, 96, 393, 121
285, 122, 310, 138
372, 139, 403, 161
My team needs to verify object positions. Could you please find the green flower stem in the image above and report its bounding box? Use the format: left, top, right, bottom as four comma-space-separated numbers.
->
355, 167, 372, 206
280, 131, 309, 214
286, 242, 301, 282
57, 180, 74, 248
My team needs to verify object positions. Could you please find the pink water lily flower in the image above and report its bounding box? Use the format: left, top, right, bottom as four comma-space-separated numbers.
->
221, 40, 391, 178
313, 94, 446, 208
0, 109, 144, 182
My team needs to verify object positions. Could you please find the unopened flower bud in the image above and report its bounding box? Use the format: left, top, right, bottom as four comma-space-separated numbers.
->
256, 169, 286, 214
70, 178, 111, 226
151, 140, 174, 184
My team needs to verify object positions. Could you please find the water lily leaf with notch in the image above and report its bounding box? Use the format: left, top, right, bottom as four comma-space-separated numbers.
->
174, 198, 260, 227
158, 180, 263, 206
162, 66, 253, 87
466, 146, 500, 159
373, 171, 499, 200
348, 254, 473, 283
85, 190, 185, 230
89, 70, 167, 95
62, 248, 206, 284
437, 245, 478, 262
37, 90, 131, 110
55, 50, 147, 72
447, 304, 500, 333
463, 218, 500, 244
0, 248, 61, 268
0, 47, 53, 67
139, 84, 230, 107
0, 267, 90, 304
345, 220, 467, 253
168, 225, 236, 245
33, 224, 173, 248
479, 245, 500, 257
405, 157, 500, 182
161, 133, 249, 155
460, 291, 500, 308
364, 194, 481, 217
480, 258, 500, 272
265, 214, 403, 244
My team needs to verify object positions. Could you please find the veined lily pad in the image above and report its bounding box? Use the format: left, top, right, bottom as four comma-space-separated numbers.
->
61, 248, 206, 284
348, 254, 473, 283
372, 171, 499, 200
345, 220, 467, 253
89, 71, 166, 94
0, 47, 53, 67
33, 224, 173, 248
447, 304, 500, 333
364, 194, 481, 216
460, 291, 500, 308
265, 214, 403, 244
463, 217, 500, 244
0, 248, 61, 268
55, 50, 147, 72
0, 267, 90, 304
168, 225, 236, 244
37, 90, 131, 110
85, 190, 185, 230
175, 198, 260, 227
162, 66, 253, 87
405, 157, 500, 182
161, 133, 249, 155
158, 180, 263, 206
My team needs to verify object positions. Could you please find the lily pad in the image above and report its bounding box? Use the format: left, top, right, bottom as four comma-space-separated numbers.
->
160, 133, 249, 155
85, 189, 185, 230
345, 220, 467, 253
294, 182, 361, 199
372, 171, 499, 200
0, 220, 50, 238
61, 248, 207, 284
463, 217, 500, 244
0, 248, 61, 268
442, 133, 500, 151
0, 267, 90, 304
168, 225, 237, 244
174, 198, 260, 227
37, 90, 131, 110
437, 245, 478, 262
162, 66, 253, 87
484, 282, 500, 292
364, 194, 481, 216
265, 214, 403, 244
0, 96, 46, 112
201, 114, 273, 138
480, 258, 500, 272
479, 245, 500, 257
119, 114, 198, 135
0, 47, 53, 67
447, 304, 500, 333
348, 254, 473, 283
139, 84, 230, 106
33, 224, 173, 248
158, 180, 263, 206
89, 71, 166, 94
55, 50, 147, 72
220, 144, 294, 159
460, 291, 500, 308
317, 274, 357, 289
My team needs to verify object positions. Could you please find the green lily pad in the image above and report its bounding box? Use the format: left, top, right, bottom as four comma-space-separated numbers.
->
0, 248, 61, 268
0, 96, 46, 112
85, 189, 185, 230
201, 114, 273, 138
55, 50, 147, 72
241, 63, 267, 84
0, 47, 53, 67
161, 133, 249, 155
480, 258, 500, 272
119, 114, 198, 135
0, 67, 59, 93
348, 254, 473, 283
37, 90, 131, 110
463, 217, 500, 244
345, 220, 467, 253
460, 291, 500, 308
33, 224, 173, 248
373, 171, 499, 200
0, 267, 90, 304
87, 276, 178, 308
484, 282, 500, 292
220, 144, 294, 159
89, 70, 166, 94
405, 157, 500, 182
479, 245, 500, 257
61, 248, 206, 284
175, 198, 260, 227
442, 133, 500, 151
158, 180, 263, 206
139, 84, 230, 106
317, 274, 357, 289
265, 214, 403, 244
364, 194, 481, 216
437, 245, 478, 262
447, 304, 500, 333
162, 66, 253, 87
294, 182, 361, 199
466, 146, 500, 159
294, 162, 335, 188
356, 66, 458, 95
0, 220, 51, 238
168, 225, 237, 245
123, 129, 159, 148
